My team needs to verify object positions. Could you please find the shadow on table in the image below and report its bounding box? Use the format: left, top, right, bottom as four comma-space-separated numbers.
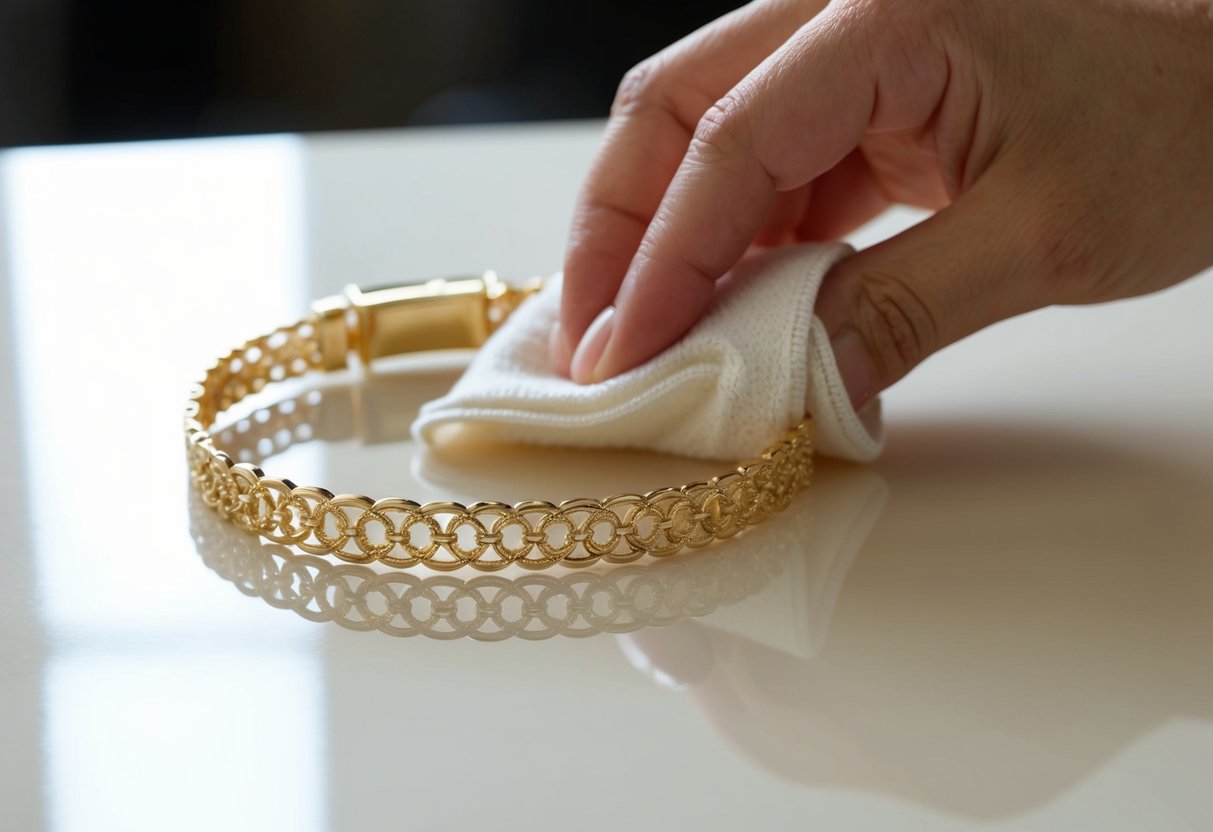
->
621, 418, 1213, 819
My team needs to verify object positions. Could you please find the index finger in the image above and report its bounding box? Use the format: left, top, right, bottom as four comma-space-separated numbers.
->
558, 0, 824, 363
586, 11, 880, 382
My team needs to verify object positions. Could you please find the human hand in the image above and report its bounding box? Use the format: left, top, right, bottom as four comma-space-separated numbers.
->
551, 0, 1213, 407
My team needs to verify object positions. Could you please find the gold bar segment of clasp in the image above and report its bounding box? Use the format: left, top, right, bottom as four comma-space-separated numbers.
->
347, 275, 493, 364
312, 271, 541, 371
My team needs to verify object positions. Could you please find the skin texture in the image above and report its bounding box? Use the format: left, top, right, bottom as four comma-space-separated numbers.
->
552, 0, 1213, 407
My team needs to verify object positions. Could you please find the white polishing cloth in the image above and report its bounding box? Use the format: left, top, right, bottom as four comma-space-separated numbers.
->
412, 242, 883, 462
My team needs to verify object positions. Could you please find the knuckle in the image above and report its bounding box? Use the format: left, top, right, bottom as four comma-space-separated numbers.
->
612, 60, 663, 116
1020, 193, 1113, 301
1037, 222, 1104, 298
635, 231, 716, 286
1038, 227, 1097, 291
852, 274, 940, 383
689, 91, 751, 162
827, 0, 885, 27
835, 0, 929, 20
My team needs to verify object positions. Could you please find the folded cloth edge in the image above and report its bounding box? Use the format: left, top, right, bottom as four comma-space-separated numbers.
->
412, 242, 884, 463
806, 319, 883, 462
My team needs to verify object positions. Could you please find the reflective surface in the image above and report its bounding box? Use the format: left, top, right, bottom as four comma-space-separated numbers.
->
2, 125, 1211, 831
192, 365, 885, 640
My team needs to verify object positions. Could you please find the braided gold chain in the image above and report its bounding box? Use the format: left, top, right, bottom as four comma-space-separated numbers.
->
185, 317, 814, 572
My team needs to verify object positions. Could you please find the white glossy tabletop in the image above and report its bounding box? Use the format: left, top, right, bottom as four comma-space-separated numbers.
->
1, 123, 1211, 832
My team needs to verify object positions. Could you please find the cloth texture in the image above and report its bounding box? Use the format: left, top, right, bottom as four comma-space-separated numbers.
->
412, 242, 883, 462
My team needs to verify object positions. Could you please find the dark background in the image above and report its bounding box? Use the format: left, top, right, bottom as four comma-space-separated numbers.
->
0, 0, 740, 148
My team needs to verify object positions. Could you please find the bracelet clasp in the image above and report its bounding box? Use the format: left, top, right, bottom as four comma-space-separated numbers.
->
312, 272, 541, 371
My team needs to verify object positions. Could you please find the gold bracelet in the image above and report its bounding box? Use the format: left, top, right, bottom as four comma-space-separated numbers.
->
185, 272, 815, 572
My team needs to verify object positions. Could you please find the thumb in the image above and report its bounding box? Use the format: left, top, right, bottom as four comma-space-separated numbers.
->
814, 182, 1046, 409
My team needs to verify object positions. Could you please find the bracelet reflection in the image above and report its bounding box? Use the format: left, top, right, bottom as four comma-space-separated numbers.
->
189, 363, 888, 642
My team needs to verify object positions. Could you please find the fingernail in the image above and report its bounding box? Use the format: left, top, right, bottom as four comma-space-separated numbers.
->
548, 322, 572, 378
830, 328, 877, 410
570, 306, 615, 385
